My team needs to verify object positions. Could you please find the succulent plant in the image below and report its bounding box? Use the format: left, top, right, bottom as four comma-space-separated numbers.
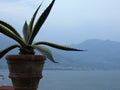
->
0, 0, 83, 63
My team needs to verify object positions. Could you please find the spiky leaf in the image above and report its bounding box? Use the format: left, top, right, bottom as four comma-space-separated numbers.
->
23, 21, 28, 42
0, 44, 20, 59
28, 1, 43, 34
0, 24, 26, 47
28, 0, 55, 44
32, 45, 57, 63
0, 20, 21, 38
34, 41, 83, 51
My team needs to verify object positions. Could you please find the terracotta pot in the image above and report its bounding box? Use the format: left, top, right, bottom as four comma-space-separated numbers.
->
6, 55, 46, 90
0, 86, 14, 90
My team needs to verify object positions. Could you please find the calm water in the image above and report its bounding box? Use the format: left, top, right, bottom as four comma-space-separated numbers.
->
0, 70, 120, 90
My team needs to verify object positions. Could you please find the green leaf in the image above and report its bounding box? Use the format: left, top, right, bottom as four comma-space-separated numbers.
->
0, 24, 26, 47
28, 1, 43, 34
0, 44, 20, 59
23, 21, 28, 42
32, 45, 57, 63
34, 41, 84, 51
0, 20, 22, 38
28, 0, 55, 44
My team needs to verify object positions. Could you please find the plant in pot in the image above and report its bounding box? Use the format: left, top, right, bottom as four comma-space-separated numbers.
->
0, 0, 84, 90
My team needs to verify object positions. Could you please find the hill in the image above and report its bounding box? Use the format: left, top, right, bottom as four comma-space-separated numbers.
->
0, 35, 120, 70
44, 39, 120, 70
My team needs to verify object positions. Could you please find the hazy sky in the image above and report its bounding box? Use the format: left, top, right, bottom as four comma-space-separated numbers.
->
0, 0, 120, 44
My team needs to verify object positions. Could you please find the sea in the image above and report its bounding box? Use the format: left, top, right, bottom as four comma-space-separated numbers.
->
0, 69, 120, 90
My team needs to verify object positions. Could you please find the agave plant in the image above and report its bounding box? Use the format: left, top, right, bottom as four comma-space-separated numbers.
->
0, 0, 83, 63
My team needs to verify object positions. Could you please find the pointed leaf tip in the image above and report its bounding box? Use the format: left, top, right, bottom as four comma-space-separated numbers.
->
23, 21, 29, 42
28, 0, 55, 44
34, 41, 85, 51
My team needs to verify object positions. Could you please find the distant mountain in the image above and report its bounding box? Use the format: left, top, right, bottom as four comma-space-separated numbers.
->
1, 35, 120, 70
63, 39, 120, 70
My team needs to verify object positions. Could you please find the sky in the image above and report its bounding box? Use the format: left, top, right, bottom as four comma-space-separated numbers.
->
0, 0, 120, 44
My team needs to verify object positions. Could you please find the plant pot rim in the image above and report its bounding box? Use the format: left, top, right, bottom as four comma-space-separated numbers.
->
6, 55, 46, 61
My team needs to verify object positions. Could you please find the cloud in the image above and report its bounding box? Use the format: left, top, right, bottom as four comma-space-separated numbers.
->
0, 0, 52, 20
0, 0, 41, 23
